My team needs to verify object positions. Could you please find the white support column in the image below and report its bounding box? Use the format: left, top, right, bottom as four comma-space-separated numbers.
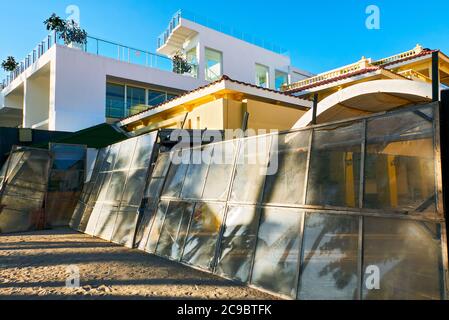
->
23, 75, 50, 129
198, 43, 206, 82
48, 57, 57, 130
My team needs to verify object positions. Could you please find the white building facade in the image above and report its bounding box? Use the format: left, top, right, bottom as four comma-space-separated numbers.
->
0, 10, 311, 132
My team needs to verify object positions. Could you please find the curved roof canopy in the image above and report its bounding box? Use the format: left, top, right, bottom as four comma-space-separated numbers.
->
292, 79, 433, 128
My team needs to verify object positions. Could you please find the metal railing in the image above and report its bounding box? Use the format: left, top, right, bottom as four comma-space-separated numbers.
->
84, 35, 197, 77
157, 11, 182, 49
1, 32, 58, 89
157, 10, 289, 56
1, 32, 198, 90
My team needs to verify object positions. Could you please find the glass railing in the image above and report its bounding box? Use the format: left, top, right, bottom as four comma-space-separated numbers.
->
84, 36, 198, 78
1, 32, 198, 90
1, 32, 58, 89
157, 11, 182, 48
157, 9, 289, 56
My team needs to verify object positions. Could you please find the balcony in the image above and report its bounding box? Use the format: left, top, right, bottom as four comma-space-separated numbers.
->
1, 32, 198, 90
157, 11, 198, 57
157, 10, 289, 56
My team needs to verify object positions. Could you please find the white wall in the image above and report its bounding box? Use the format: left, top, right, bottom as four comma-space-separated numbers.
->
1, 45, 207, 132
181, 19, 293, 88
24, 75, 50, 129
4, 91, 23, 110
51, 45, 206, 131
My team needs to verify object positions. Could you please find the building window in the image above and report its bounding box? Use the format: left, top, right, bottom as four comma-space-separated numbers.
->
127, 86, 146, 108
186, 47, 198, 78
148, 90, 167, 106
106, 83, 179, 119
275, 70, 289, 91
205, 48, 222, 81
186, 47, 197, 65
256, 64, 270, 88
167, 93, 178, 101
148, 90, 178, 107
126, 86, 146, 116
106, 83, 125, 118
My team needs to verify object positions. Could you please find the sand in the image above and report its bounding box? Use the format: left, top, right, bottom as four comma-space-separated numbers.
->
0, 229, 277, 300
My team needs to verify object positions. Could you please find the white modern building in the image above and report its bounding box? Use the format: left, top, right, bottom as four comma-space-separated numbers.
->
0, 10, 312, 132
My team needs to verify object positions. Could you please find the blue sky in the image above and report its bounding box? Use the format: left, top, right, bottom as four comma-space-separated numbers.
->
1, 0, 449, 79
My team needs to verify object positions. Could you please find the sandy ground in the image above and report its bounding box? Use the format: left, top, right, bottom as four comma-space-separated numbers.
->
0, 229, 277, 300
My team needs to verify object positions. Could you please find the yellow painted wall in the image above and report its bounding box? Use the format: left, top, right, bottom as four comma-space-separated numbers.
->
223, 99, 245, 130
127, 97, 307, 134
246, 99, 306, 131
184, 99, 226, 130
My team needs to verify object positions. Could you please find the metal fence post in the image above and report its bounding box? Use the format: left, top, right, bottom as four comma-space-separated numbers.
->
311, 94, 319, 125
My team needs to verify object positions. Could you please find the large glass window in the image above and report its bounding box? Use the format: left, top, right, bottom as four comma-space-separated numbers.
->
230, 135, 272, 204
148, 90, 167, 106
135, 153, 172, 250
203, 141, 237, 201
362, 217, 443, 300
255, 64, 270, 88
298, 213, 360, 300
263, 130, 310, 205
94, 204, 118, 240
307, 122, 362, 208
181, 146, 213, 200
182, 203, 225, 270
111, 208, 139, 247
161, 150, 190, 198
275, 70, 288, 90
216, 206, 260, 283
127, 86, 146, 115
106, 83, 178, 118
113, 139, 137, 171
106, 83, 125, 118
120, 169, 148, 206
0, 149, 52, 233
145, 200, 169, 253
205, 48, 222, 81
156, 201, 194, 261
145, 153, 171, 199
251, 207, 303, 298
364, 108, 436, 213
167, 93, 178, 101
186, 47, 197, 65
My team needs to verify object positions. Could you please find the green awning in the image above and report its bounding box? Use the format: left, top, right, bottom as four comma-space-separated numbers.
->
32, 123, 128, 149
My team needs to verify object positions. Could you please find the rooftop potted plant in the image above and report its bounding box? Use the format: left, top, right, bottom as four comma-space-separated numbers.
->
1, 56, 19, 72
172, 51, 192, 75
44, 13, 87, 50
63, 20, 88, 50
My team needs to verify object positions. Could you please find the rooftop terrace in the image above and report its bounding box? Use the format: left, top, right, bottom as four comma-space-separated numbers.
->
1, 32, 198, 90
282, 45, 448, 94
157, 10, 289, 56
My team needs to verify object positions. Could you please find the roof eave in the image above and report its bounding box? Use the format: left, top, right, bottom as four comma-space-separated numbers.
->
117, 76, 312, 127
